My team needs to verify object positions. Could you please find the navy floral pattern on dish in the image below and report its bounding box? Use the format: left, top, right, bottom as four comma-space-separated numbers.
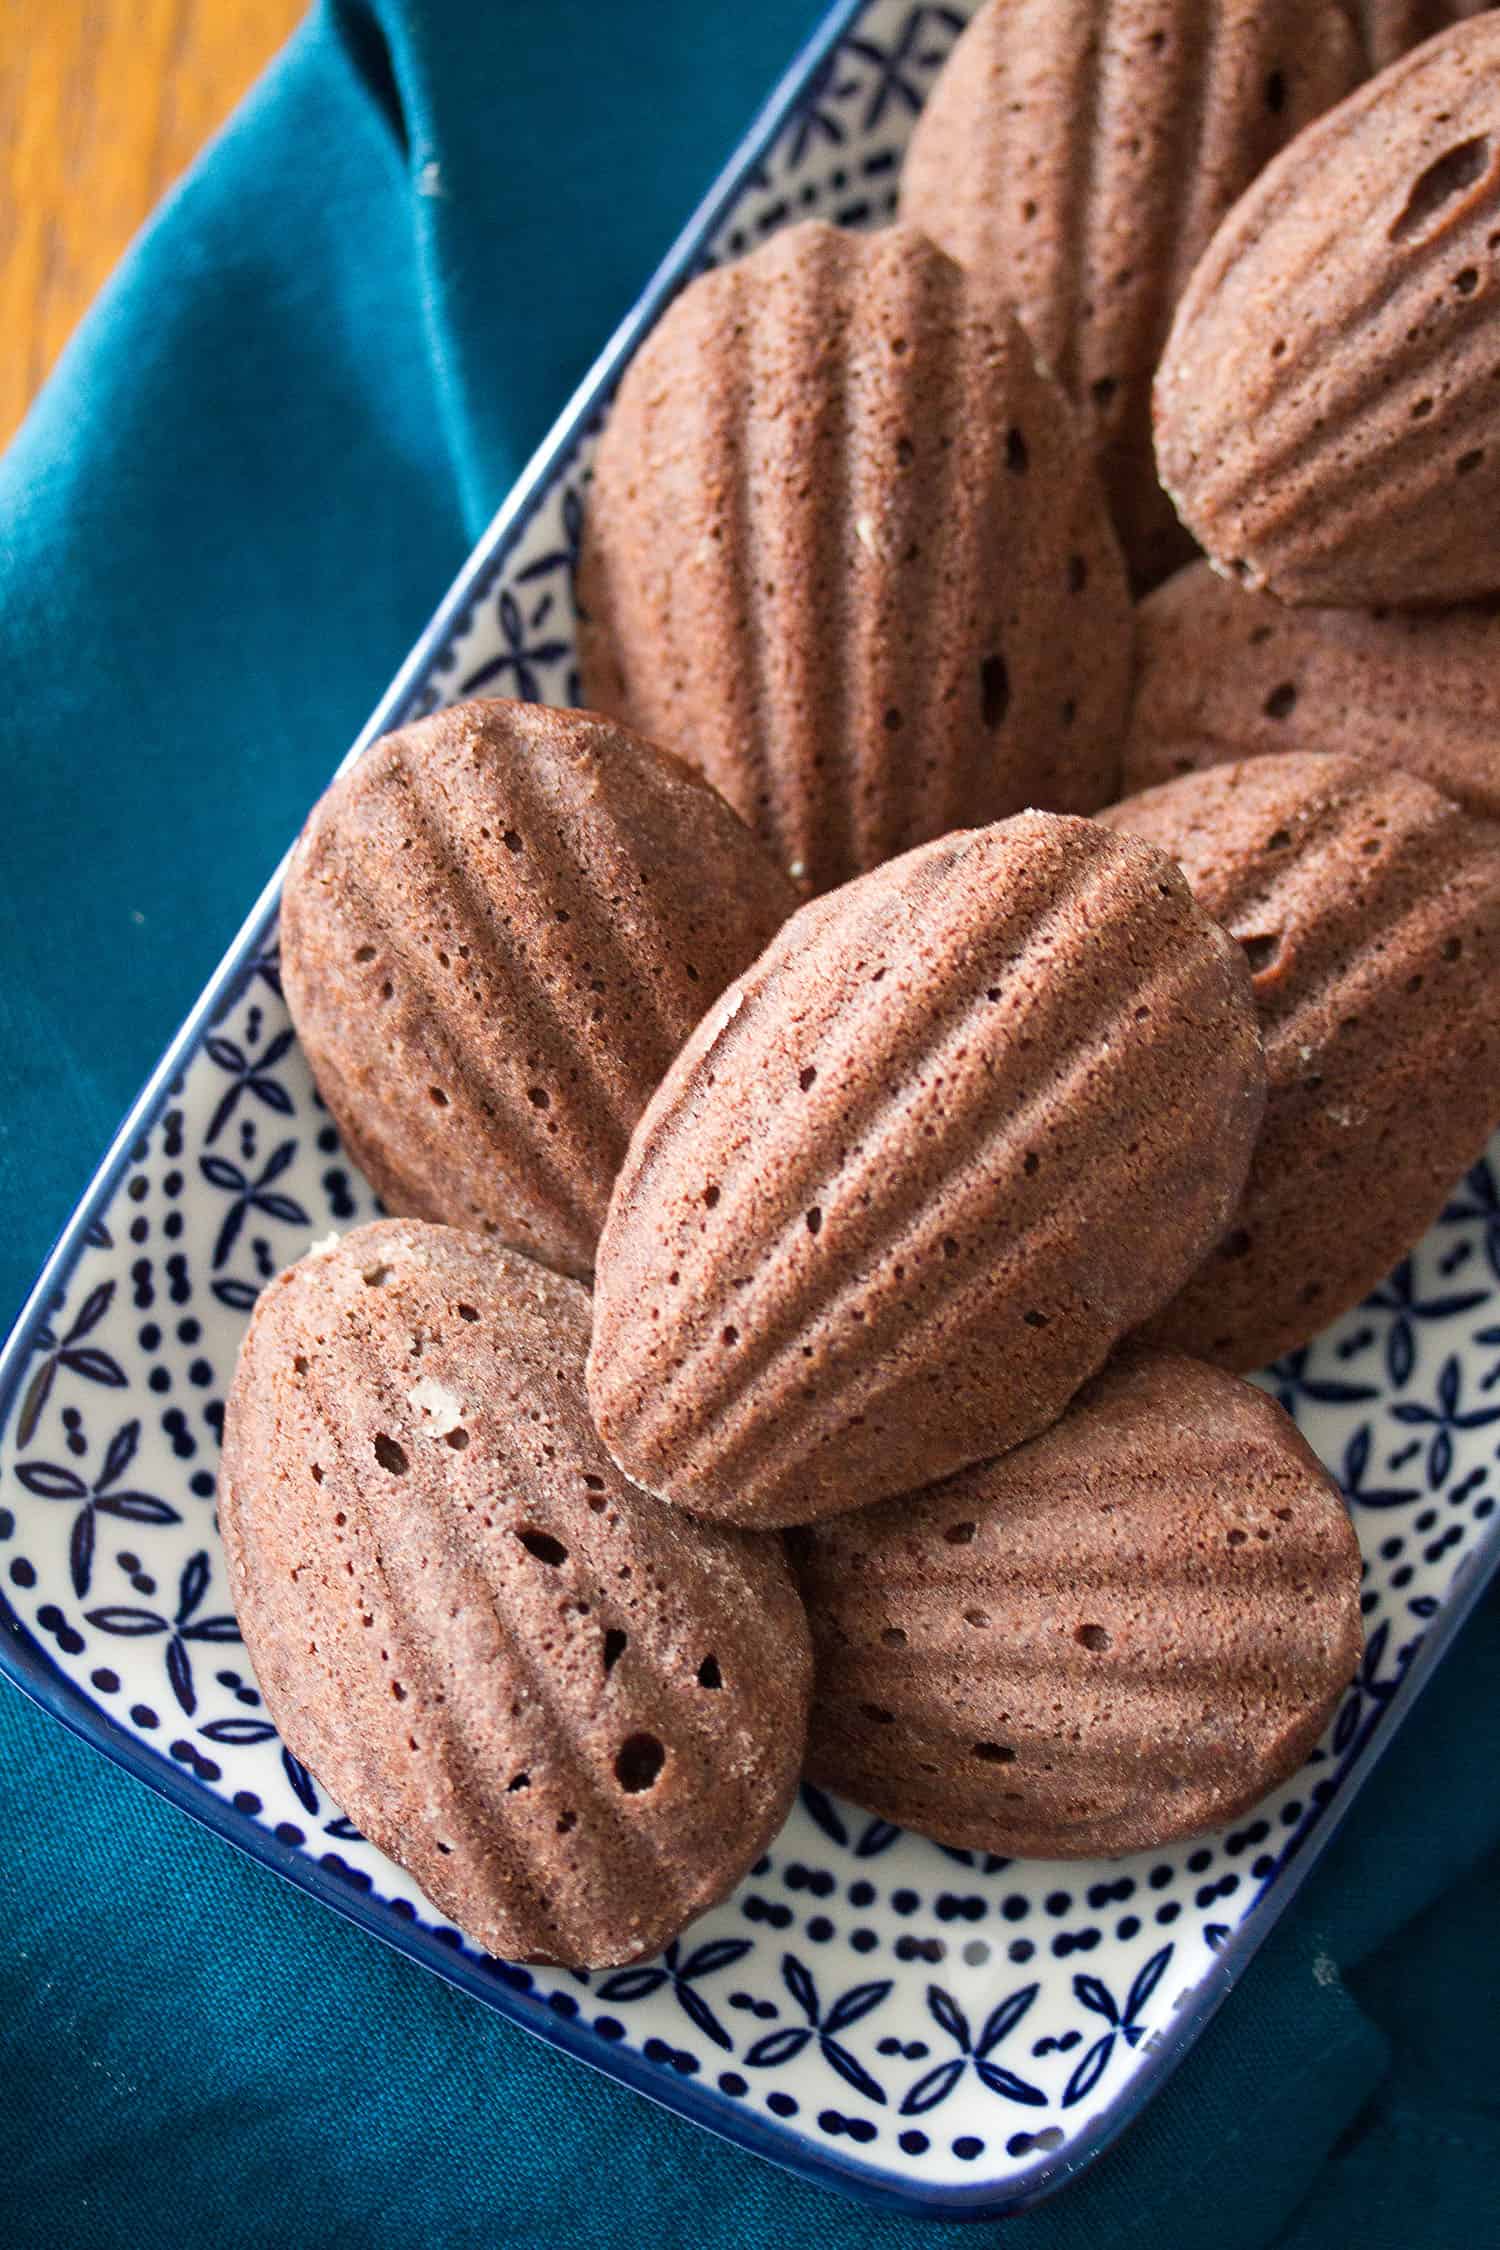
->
85, 1547, 239, 1717
1366, 1260, 1488, 1388
745, 1955, 893, 2103
597, 1935, 753, 2052
1332, 1619, 1399, 1757
1443, 1153, 1500, 1280
1062, 1948, 1174, 2108
1390, 1354, 1500, 1484
15, 1280, 127, 1450
203, 1028, 297, 1146
2, 0, 1500, 2205
16, 1415, 177, 1598
802, 1783, 902, 1859
899, 1983, 1043, 2115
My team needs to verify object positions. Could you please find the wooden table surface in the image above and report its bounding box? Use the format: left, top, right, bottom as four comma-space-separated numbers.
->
1, 0, 304, 444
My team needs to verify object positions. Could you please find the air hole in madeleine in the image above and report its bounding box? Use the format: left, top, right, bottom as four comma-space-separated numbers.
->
615, 1733, 665, 1792
517, 1527, 568, 1567
1390, 135, 1492, 245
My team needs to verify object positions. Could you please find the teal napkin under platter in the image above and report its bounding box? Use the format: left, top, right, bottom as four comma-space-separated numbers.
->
1, 5, 1497, 2243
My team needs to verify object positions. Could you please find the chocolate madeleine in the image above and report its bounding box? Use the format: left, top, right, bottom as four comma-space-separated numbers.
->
588, 813, 1263, 1526
280, 699, 796, 1279
901, 0, 1362, 586
220, 1221, 812, 1967
1103, 752, 1500, 1367
577, 221, 1132, 894
794, 1348, 1362, 1859
1123, 562, 1500, 819
1156, 19, 1500, 606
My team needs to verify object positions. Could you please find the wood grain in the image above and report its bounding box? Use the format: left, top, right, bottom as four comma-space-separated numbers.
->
0, 0, 304, 443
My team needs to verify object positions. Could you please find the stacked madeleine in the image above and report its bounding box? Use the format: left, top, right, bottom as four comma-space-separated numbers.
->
222, 10, 1500, 1969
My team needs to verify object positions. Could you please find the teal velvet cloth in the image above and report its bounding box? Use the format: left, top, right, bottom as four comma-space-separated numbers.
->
0, 5, 1495, 2242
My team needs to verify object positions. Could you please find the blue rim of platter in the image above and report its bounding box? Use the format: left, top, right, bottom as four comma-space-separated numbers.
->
1, 0, 1497, 2219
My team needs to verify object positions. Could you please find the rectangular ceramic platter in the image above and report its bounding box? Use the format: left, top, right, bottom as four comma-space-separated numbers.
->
3, 0, 1499, 2218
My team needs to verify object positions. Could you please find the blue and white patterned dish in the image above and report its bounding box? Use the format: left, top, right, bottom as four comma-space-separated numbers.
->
2, 0, 1499, 2218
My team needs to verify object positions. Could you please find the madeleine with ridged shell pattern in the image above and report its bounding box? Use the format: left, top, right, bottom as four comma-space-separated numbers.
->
279, 699, 797, 1281
792, 1348, 1363, 1859
587, 814, 1265, 1527
1123, 561, 1500, 819
1103, 753, 1500, 1370
900, 0, 1363, 588
219, 1221, 812, 1969
1156, 18, 1500, 607
576, 222, 1133, 895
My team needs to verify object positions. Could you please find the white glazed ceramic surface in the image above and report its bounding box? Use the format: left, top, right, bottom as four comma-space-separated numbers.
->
2, 0, 1498, 2218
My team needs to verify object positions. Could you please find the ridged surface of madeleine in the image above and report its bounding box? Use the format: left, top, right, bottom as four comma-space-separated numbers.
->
587, 814, 1264, 1525
1358, 1, 1492, 71
900, 0, 1362, 587
577, 221, 1132, 894
794, 1348, 1362, 1859
219, 1221, 811, 1968
1123, 562, 1500, 818
1103, 753, 1500, 1367
280, 699, 796, 1279
1156, 19, 1500, 606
